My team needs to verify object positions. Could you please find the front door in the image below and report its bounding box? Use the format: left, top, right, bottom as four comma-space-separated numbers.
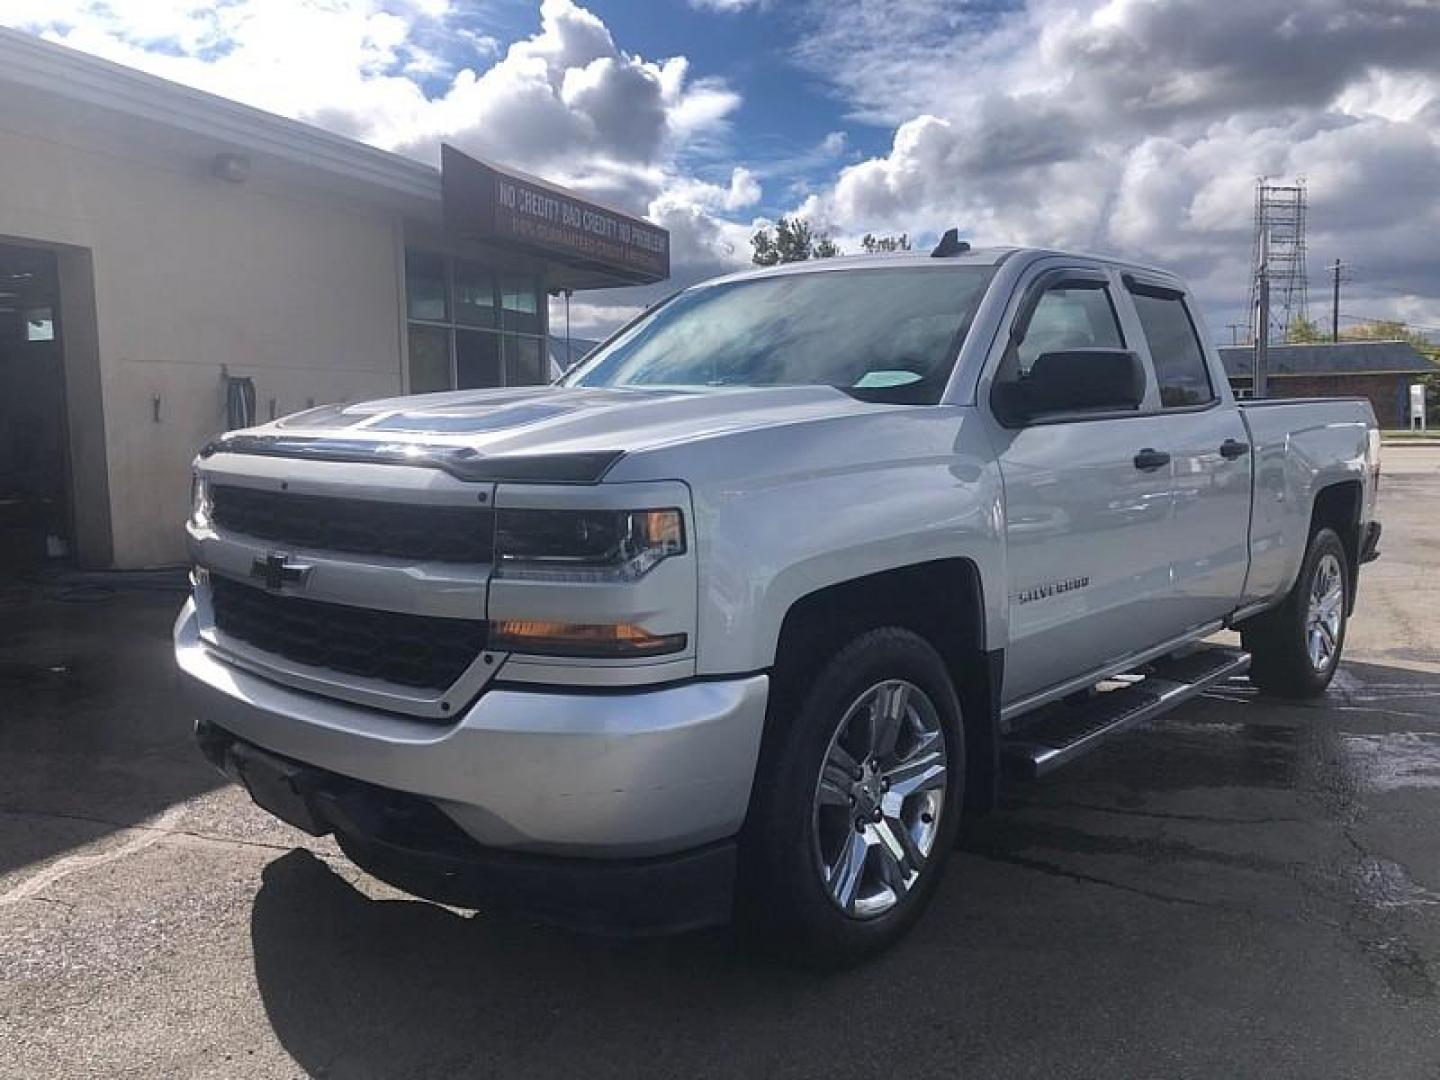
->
989, 270, 1177, 704
0, 244, 69, 566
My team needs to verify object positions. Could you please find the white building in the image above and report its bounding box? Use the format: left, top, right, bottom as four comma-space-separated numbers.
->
0, 28, 668, 569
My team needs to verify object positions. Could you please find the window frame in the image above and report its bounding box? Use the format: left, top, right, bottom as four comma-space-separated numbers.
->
404, 251, 547, 393
1123, 275, 1218, 413
986, 265, 1156, 429
1011, 276, 1128, 378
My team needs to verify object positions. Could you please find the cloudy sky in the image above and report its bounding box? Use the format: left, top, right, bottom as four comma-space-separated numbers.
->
5, 0, 1439, 342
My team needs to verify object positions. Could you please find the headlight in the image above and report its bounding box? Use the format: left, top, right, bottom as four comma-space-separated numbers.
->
494, 508, 685, 582
191, 473, 212, 526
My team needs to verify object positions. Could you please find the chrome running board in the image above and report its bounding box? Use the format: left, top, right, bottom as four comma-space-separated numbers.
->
1000, 645, 1252, 779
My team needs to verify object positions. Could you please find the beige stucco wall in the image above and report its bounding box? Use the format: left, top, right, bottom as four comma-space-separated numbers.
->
0, 121, 406, 567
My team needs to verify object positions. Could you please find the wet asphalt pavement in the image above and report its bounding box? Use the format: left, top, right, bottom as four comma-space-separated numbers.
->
3, 448, 1439, 1079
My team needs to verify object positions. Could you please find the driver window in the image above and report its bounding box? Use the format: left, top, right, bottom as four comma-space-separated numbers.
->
1014, 285, 1125, 375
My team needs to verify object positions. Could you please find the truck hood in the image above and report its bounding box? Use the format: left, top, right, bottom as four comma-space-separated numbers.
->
232, 384, 895, 463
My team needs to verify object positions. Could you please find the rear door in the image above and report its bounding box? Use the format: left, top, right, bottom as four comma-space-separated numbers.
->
1121, 274, 1252, 630
985, 264, 1178, 704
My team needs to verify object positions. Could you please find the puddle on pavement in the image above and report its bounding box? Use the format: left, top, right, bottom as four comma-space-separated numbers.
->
1339, 733, 1440, 792
1351, 856, 1440, 909
0, 661, 75, 686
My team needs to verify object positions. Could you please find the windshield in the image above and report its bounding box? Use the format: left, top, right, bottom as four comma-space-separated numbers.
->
563, 266, 997, 404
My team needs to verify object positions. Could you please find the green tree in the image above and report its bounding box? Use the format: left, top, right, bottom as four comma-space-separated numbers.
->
750, 216, 841, 266
1341, 319, 1435, 354
1340, 320, 1439, 426
860, 233, 912, 253
1285, 315, 1325, 343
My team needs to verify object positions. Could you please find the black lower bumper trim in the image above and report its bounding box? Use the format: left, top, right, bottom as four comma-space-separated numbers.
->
1360, 521, 1382, 564
196, 720, 736, 936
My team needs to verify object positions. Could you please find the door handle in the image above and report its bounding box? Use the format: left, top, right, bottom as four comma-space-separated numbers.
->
1219, 438, 1251, 459
1133, 448, 1170, 471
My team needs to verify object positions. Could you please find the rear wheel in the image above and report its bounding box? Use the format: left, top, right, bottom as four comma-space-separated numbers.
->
1243, 526, 1349, 698
739, 627, 964, 967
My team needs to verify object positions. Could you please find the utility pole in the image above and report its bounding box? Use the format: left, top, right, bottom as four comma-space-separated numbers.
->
1254, 230, 1270, 398
1329, 259, 1347, 343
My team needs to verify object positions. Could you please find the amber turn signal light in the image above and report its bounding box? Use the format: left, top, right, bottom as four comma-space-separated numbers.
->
488, 619, 687, 658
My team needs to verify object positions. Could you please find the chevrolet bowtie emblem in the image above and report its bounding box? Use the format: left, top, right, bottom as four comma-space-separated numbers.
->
251, 552, 312, 592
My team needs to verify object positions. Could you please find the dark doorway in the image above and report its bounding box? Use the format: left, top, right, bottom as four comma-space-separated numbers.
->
0, 244, 70, 566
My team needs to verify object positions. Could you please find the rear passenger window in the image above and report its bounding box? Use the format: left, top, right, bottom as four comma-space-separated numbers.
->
1130, 289, 1214, 408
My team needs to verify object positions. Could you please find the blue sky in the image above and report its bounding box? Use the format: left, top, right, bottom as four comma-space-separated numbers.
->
426, 0, 906, 219
4, 0, 1439, 340
584, 1, 890, 200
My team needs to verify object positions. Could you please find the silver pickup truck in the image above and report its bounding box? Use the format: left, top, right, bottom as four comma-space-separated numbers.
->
175, 242, 1381, 964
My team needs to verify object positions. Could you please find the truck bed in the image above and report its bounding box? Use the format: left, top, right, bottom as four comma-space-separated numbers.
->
1237, 396, 1378, 606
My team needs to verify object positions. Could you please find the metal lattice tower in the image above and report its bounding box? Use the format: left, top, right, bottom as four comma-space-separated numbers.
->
1246, 178, 1310, 345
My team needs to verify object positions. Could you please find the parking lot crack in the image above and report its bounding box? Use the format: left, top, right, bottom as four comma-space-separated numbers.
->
0, 805, 338, 909
967, 850, 1235, 911
1037, 801, 1305, 826
0, 804, 187, 908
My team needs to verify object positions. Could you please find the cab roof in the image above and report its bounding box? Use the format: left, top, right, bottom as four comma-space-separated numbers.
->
703, 246, 1181, 289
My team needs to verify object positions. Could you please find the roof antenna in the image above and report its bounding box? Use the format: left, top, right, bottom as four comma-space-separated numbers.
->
931, 228, 970, 258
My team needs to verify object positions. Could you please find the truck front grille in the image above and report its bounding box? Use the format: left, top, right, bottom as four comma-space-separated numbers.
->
210, 485, 493, 564
210, 576, 486, 690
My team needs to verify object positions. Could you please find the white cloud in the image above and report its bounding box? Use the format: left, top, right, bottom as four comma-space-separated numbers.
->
689, 0, 767, 11
792, 0, 1440, 332
663, 167, 763, 213
3, 0, 752, 335
8, 0, 1440, 339
548, 299, 643, 345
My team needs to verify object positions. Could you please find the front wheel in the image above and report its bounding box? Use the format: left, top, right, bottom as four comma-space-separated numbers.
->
1243, 526, 1350, 698
739, 627, 964, 967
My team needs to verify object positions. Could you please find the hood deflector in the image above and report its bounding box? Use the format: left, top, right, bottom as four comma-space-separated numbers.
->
200, 435, 624, 484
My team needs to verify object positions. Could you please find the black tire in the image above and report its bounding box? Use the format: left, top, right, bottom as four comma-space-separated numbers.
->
1242, 526, 1350, 698
738, 627, 964, 968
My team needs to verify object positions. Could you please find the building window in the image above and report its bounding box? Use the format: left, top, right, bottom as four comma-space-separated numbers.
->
24, 306, 55, 342
405, 251, 545, 392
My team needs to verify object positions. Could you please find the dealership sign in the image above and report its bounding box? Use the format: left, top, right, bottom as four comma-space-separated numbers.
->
441, 145, 669, 285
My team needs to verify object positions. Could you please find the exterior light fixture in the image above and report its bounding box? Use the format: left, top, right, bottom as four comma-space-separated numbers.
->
211, 152, 251, 183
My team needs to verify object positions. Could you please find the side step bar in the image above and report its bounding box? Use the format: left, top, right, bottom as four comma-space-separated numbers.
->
1000, 645, 1251, 779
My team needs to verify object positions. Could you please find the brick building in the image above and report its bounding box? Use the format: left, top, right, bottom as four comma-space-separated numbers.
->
1219, 341, 1436, 428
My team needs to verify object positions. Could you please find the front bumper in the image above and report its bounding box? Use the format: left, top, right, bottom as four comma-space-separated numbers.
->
1360, 521, 1382, 564
197, 727, 737, 933
174, 599, 768, 859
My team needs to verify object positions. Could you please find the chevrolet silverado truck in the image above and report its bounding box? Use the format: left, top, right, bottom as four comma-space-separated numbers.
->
175, 242, 1381, 965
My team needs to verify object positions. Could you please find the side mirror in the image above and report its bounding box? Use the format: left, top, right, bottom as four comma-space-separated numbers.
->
996, 348, 1145, 424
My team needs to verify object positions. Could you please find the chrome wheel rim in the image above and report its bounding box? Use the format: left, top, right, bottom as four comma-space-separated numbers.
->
811, 680, 948, 919
1306, 552, 1344, 673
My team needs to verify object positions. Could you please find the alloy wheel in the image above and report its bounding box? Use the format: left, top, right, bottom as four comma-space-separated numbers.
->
1306, 552, 1345, 673
811, 680, 948, 919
